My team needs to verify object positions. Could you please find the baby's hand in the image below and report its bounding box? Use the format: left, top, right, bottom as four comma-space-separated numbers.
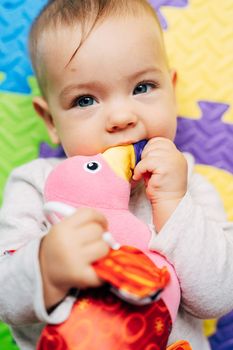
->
39, 208, 110, 309
133, 137, 188, 231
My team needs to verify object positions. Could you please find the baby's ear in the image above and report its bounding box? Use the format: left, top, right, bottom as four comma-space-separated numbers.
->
33, 96, 60, 144
170, 69, 177, 89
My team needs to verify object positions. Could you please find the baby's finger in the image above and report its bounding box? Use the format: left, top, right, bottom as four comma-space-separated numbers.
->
76, 222, 108, 245
102, 232, 120, 250
84, 239, 110, 264
147, 137, 174, 147
81, 229, 120, 249
133, 157, 158, 181
77, 265, 103, 288
141, 138, 175, 158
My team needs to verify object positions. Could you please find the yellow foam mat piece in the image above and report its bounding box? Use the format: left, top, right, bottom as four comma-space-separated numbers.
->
163, 0, 233, 123
195, 165, 233, 222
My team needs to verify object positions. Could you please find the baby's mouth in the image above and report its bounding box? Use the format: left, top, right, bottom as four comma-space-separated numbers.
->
114, 138, 147, 147
114, 141, 134, 147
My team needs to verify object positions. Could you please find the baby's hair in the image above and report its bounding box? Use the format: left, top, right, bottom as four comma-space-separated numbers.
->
29, 0, 162, 96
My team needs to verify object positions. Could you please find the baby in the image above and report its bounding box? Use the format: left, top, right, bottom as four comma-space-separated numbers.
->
0, 1, 233, 350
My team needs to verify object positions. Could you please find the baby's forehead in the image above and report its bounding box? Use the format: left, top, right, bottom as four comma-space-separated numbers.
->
30, 1, 164, 96
40, 13, 165, 92
41, 12, 162, 58
38, 24, 82, 76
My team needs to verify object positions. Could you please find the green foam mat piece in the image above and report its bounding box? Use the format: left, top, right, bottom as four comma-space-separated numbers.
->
0, 77, 50, 204
0, 322, 19, 350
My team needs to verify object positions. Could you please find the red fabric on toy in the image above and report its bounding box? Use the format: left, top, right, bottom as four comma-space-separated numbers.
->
37, 288, 172, 350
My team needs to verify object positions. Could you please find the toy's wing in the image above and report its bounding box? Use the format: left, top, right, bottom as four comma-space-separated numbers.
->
93, 245, 170, 305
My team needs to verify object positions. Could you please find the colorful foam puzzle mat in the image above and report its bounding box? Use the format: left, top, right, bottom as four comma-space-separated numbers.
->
0, 0, 233, 349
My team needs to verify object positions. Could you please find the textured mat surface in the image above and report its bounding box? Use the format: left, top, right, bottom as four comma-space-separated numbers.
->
0, 0, 233, 349
0, 0, 46, 94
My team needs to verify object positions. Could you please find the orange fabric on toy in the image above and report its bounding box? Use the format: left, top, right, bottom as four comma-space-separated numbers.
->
93, 245, 170, 300
167, 340, 193, 350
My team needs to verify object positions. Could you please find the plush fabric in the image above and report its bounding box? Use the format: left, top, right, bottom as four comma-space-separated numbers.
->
39, 145, 182, 349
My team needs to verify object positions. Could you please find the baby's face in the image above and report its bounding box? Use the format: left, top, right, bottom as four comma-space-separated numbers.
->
39, 14, 177, 156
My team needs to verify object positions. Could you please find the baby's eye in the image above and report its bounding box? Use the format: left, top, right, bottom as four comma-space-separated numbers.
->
133, 83, 155, 95
74, 95, 96, 108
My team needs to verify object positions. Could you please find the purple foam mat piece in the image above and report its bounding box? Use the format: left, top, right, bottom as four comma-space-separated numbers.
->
149, 0, 188, 29
175, 100, 233, 174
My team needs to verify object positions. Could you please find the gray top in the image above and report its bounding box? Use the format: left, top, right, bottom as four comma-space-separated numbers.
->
0, 154, 233, 350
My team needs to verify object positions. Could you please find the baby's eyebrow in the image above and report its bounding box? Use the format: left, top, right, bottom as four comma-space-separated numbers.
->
128, 67, 162, 81
59, 67, 163, 102
59, 81, 102, 101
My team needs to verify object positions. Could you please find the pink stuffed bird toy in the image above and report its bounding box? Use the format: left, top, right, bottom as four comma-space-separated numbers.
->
37, 141, 191, 350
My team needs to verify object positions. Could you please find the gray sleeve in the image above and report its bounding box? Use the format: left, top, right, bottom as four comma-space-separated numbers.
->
0, 161, 48, 254
0, 159, 75, 325
149, 172, 233, 319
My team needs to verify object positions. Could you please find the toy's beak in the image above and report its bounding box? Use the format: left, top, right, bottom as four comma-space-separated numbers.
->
102, 145, 136, 182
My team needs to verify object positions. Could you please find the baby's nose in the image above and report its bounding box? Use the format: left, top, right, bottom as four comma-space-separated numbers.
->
107, 112, 138, 132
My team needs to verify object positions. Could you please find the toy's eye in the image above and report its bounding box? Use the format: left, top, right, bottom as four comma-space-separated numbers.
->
84, 161, 102, 173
